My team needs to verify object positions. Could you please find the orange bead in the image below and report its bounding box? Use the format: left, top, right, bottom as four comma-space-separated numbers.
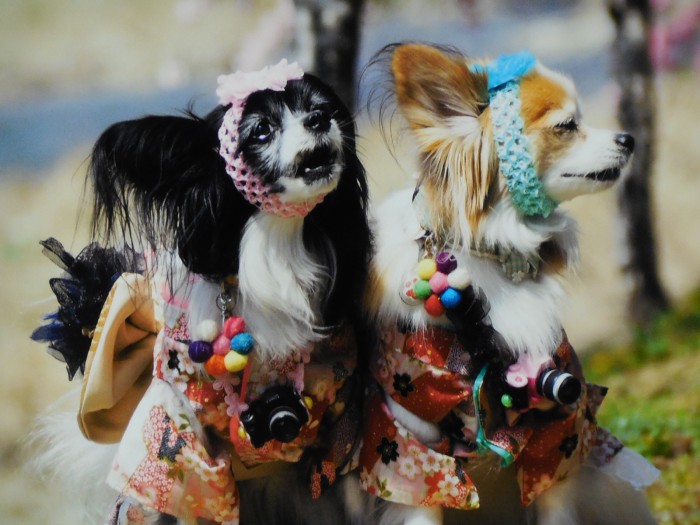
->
204, 354, 228, 377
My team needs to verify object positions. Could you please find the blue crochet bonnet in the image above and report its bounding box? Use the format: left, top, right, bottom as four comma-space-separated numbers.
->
470, 52, 558, 218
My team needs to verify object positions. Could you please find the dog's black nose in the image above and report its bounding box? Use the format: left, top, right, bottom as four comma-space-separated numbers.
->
615, 133, 635, 153
304, 110, 331, 133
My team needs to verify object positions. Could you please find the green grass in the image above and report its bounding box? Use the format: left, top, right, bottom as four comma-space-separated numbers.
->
583, 289, 700, 525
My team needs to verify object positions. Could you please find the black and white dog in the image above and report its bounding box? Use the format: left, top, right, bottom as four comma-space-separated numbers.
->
32, 60, 372, 525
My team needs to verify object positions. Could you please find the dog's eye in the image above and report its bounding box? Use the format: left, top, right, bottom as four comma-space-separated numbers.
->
252, 121, 273, 143
304, 110, 331, 132
555, 119, 579, 132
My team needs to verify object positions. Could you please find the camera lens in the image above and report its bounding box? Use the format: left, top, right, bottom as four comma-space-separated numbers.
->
268, 407, 302, 443
537, 369, 581, 405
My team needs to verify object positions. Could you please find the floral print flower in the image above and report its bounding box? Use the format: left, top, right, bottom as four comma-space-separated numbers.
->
393, 373, 414, 397
419, 450, 441, 474
437, 474, 461, 498
397, 457, 419, 481
559, 433, 579, 459
528, 473, 554, 501
376, 437, 399, 465
213, 374, 240, 395
407, 444, 423, 458
167, 350, 181, 373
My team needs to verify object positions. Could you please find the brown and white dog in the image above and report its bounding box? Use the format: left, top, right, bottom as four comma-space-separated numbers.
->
357, 43, 659, 525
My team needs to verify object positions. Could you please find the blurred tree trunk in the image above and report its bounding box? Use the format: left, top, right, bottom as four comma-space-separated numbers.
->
292, 0, 365, 111
608, 0, 669, 326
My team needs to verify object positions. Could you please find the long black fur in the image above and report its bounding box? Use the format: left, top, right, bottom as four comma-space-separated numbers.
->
85, 74, 373, 522
89, 74, 371, 329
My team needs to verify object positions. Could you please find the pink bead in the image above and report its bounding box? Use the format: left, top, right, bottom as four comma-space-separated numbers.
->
213, 334, 232, 356
429, 272, 449, 294
223, 316, 246, 339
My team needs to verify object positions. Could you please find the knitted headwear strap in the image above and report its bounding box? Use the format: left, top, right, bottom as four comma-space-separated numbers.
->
217, 60, 329, 218
471, 52, 558, 218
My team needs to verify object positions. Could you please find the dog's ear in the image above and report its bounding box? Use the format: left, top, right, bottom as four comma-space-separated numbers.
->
392, 44, 496, 234
89, 109, 254, 278
392, 43, 488, 129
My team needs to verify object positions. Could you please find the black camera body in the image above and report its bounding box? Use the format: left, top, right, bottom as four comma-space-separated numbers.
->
499, 367, 582, 412
240, 384, 310, 448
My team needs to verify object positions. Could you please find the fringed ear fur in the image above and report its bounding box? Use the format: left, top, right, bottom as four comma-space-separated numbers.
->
391, 43, 497, 236
392, 43, 488, 129
89, 108, 254, 279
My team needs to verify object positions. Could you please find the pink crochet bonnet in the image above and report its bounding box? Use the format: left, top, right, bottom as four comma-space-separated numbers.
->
217, 60, 329, 218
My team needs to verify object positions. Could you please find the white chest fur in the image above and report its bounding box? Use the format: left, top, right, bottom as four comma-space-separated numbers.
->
186, 213, 332, 362
371, 189, 573, 360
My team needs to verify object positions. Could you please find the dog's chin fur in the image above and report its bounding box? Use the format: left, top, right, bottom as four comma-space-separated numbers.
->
363, 43, 653, 525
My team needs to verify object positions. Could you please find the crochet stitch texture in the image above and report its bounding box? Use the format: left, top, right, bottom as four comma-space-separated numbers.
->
216, 60, 328, 218
490, 81, 558, 217
473, 52, 558, 217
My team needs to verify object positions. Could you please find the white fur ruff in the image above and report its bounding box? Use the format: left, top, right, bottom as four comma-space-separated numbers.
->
237, 212, 333, 360
185, 212, 335, 362
371, 188, 575, 360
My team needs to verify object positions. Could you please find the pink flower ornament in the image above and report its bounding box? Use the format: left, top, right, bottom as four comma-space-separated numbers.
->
216, 59, 304, 105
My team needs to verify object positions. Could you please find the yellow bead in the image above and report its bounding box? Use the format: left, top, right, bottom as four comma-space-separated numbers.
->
224, 351, 249, 372
417, 258, 437, 280
304, 396, 314, 409
238, 425, 248, 440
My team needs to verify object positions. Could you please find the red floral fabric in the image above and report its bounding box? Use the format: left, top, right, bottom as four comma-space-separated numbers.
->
359, 324, 614, 510
108, 275, 358, 523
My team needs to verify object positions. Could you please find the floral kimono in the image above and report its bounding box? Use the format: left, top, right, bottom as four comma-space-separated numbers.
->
359, 324, 623, 510
79, 271, 359, 524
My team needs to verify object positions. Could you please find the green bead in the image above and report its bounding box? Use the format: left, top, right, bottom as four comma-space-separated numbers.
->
413, 279, 432, 300
501, 394, 513, 408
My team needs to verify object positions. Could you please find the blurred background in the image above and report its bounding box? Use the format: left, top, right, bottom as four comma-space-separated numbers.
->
1, 0, 698, 523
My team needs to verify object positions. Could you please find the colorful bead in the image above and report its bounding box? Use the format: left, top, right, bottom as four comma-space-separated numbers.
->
224, 351, 249, 372
401, 276, 422, 306
213, 334, 232, 356
501, 394, 514, 408
231, 332, 254, 355
429, 271, 449, 294
435, 251, 457, 274
413, 279, 432, 300
238, 425, 248, 439
440, 287, 462, 309
194, 319, 220, 342
188, 340, 213, 363
204, 354, 228, 377
424, 294, 445, 317
416, 258, 437, 280
304, 396, 314, 409
223, 316, 246, 339
447, 267, 471, 290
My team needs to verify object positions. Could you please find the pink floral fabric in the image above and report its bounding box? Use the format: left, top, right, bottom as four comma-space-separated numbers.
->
109, 274, 358, 523
359, 324, 615, 510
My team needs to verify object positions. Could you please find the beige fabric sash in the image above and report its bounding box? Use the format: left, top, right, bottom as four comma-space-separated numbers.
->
78, 273, 160, 443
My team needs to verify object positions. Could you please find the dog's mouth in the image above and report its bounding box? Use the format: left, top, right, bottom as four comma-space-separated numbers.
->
296, 147, 340, 182
562, 167, 621, 182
